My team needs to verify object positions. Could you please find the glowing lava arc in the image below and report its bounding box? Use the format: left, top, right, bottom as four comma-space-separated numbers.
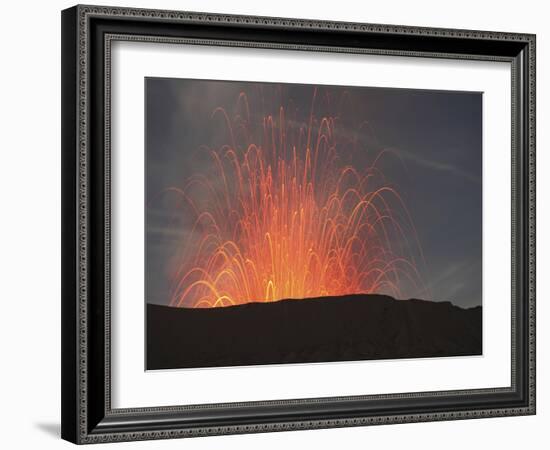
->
166, 90, 426, 308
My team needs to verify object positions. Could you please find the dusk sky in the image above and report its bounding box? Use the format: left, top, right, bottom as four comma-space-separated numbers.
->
146, 78, 482, 309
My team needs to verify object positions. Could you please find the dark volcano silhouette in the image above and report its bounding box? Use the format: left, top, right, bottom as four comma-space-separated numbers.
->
146, 294, 482, 370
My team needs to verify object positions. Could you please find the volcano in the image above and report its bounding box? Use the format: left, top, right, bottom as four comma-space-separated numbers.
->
146, 294, 481, 370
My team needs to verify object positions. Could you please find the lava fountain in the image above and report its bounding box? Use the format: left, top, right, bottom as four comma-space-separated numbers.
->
163, 88, 426, 308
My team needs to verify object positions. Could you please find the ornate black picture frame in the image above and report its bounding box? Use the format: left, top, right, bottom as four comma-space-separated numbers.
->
61, 4, 536, 444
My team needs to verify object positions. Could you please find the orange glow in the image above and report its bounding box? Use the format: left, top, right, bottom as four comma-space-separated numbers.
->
165, 90, 425, 308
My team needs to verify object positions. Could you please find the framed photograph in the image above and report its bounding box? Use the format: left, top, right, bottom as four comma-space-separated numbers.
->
61, 5, 536, 444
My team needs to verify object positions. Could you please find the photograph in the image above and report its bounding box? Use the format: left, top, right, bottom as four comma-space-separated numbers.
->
145, 78, 483, 370
52, 2, 536, 445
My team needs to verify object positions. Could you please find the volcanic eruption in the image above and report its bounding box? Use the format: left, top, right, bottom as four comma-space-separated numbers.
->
145, 81, 483, 370
163, 88, 427, 308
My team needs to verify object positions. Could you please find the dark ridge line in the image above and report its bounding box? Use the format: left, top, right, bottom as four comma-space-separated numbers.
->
151, 293, 480, 311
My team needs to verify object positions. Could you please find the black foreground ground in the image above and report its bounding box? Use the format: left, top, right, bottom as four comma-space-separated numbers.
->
146, 294, 482, 370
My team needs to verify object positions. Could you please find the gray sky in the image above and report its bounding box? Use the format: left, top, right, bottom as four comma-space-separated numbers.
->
146, 78, 482, 308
